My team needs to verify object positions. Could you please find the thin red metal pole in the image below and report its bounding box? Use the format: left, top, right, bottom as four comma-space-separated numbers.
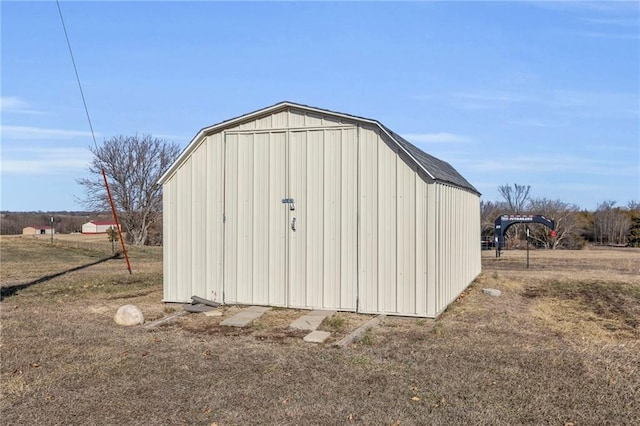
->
102, 169, 132, 274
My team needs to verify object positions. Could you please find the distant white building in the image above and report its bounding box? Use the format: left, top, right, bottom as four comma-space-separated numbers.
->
82, 220, 119, 234
22, 226, 54, 236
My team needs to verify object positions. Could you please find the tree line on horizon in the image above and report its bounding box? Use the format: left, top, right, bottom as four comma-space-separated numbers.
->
3, 186, 638, 249
482, 183, 640, 249
0, 211, 110, 235
2, 135, 638, 249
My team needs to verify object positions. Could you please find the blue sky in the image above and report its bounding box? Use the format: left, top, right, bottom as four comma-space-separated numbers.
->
2, 1, 638, 212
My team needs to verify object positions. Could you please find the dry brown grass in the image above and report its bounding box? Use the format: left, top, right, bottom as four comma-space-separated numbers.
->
1, 237, 639, 425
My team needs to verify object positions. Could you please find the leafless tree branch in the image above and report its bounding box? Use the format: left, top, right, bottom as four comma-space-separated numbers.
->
77, 134, 180, 245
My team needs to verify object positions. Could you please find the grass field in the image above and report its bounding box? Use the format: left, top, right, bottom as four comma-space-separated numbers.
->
1, 236, 639, 425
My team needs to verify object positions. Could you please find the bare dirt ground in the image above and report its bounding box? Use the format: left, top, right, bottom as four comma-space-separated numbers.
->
1, 237, 638, 425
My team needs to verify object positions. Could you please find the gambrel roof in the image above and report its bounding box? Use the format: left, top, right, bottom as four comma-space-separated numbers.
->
159, 101, 479, 195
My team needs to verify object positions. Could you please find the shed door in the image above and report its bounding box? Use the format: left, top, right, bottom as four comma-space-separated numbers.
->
223, 132, 287, 306
224, 128, 357, 311
287, 129, 358, 310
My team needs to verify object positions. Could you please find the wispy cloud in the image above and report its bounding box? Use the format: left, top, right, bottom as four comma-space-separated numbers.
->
1, 96, 44, 115
451, 89, 638, 119
449, 90, 529, 110
585, 144, 638, 153
554, 5, 639, 40
465, 154, 638, 177
507, 118, 566, 128
1, 125, 95, 140
153, 133, 190, 142
1, 147, 92, 175
580, 17, 640, 27
570, 31, 639, 40
402, 132, 472, 144
532, 1, 640, 14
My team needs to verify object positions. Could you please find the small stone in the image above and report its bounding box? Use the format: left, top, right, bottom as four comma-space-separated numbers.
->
482, 288, 502, 297
114, 304, 144, 326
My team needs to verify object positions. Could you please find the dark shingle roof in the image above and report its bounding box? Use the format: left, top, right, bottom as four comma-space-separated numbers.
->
383, 127, 479, 194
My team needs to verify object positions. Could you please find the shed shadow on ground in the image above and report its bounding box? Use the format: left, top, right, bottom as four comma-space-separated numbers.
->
0, 253, 122, 300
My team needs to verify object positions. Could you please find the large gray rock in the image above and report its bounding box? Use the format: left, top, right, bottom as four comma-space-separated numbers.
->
114, 305, 144, 326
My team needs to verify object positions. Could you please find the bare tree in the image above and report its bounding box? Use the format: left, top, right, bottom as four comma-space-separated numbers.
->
627, 201, 640, 247
498, 183, 531, 213
77, 134, 181, 245
480, 200, 507, 244
593, 201, 631, 246
498, 183, 531, 247
527, 198, 585, 249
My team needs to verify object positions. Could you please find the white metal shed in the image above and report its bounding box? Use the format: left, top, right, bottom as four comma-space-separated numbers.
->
159, 102, 481, 317
81, 220, 119, 234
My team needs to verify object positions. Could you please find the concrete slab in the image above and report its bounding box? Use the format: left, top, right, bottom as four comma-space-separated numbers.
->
220, 306, 271, 327
333, 314, 386, 347
290, 310, 336, 331
143, 311, 187, 330
304, 330, 331, 343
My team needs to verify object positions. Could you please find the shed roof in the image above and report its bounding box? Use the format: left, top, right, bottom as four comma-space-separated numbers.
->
159, 101, 479, 195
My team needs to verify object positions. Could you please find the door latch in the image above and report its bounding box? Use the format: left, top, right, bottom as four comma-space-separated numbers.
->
282, 198, 295, 211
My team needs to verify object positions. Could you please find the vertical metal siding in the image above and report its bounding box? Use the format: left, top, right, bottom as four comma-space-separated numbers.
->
162, 177, 178, 301
163, 106, 481, 317
267, 132, 287, 306
224, 132, 288, 306
323, 129, 342, 308
272, 110, 288, 127
358, 126, 379, 313
305, 112, 323, 127
205, 133, 224, 304
377, 135, 397, 313
358, 128, 484, 317
289, 110, 305, 127
396, 156, 416, 315
305, 130, 324, 307
191, 143, 207, 299
287, 128, 358, 309
426, 183, 437, 317
287, 130, 307, 307
252, 133, 270, 304
176, 158, 192, 301
414, 178, 428, 316
223, 133, 238, 303
340, 128, 358, 310
236, 134, 254, 303
430, 183, 482, 316
163, 136, 225, 304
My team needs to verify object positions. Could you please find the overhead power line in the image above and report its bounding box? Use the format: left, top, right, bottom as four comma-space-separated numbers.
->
55, 0, 132, 274
55, 0, 98, 151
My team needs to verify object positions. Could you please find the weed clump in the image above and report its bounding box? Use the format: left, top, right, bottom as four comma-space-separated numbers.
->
357, 329, 375, 346
322, 315, 345, 331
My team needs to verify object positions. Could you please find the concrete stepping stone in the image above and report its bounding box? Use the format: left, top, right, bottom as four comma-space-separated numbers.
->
290, 310, 336, 331
304, 330, 331, 343
220, 306, 270, 327
333, 314, 386, 347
